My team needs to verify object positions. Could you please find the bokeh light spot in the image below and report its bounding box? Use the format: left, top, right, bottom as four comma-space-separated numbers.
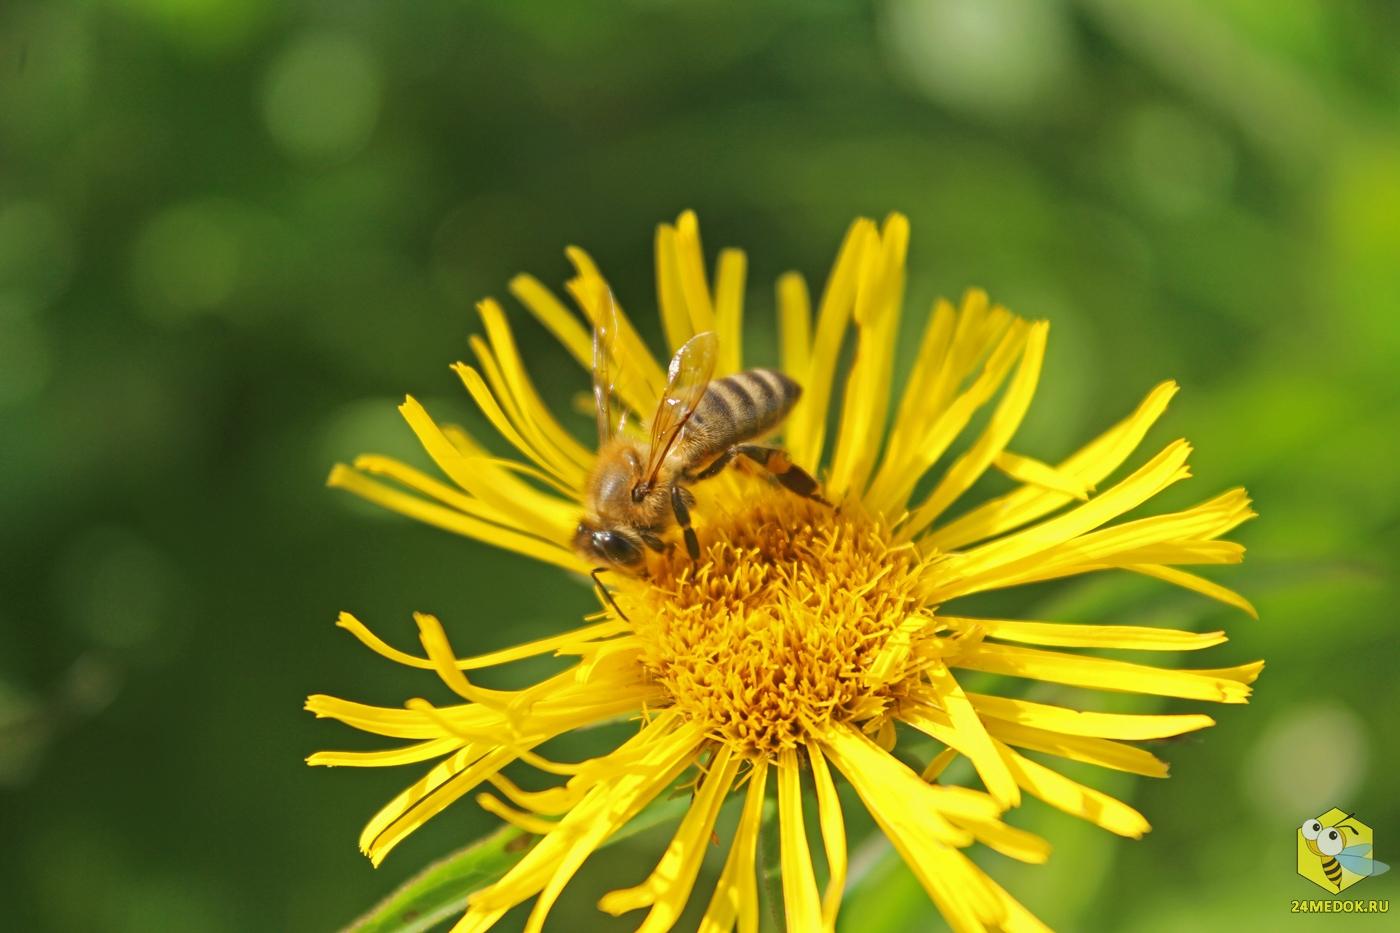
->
130, 199, 244, 322
1244, 701, 1368, 817
53, 526, 179, 652
879, 0, 1074, 118
261, 34, 382, 163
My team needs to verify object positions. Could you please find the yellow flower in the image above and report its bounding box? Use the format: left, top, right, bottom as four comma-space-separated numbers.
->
309, 211, 1259, 933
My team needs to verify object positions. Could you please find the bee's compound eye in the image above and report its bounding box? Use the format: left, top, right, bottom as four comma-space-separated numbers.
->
1301, 820, 1322, 841
596, 531, 641, 566
1318, 827, 1345, 856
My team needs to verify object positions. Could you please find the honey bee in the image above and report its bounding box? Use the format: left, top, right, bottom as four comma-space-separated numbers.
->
574, 291, 825, 585
1300, 813, 1390, 892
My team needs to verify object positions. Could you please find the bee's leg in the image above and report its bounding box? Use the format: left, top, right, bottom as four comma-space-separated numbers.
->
690, 448, 736, 481
669, 483, 701, 560
589, 567, 629, 622
639, 530, 669, 553
734, 445, 829, 505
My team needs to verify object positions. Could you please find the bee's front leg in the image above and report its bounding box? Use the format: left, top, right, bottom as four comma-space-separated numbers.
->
669, 483, 701, 560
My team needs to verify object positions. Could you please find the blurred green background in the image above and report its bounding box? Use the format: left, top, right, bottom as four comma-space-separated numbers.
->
3, 1, 1397, 930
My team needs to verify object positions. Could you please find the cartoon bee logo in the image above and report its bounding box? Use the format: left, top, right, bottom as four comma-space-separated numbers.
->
1299, 810, 1390, 893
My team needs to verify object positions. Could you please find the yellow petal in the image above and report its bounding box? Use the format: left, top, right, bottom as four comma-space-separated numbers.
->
787, 218, 876, 470
965, 692, 1215, 740
326, 464, 581, 571
996, 739, 1151, 838
599, 745, 740, 931
928, 439, 1194, 599
904, 321, 1048, 537
1130, 564, 1259, 618
698, 760, 769, 933
871, 316, 1030, 517
955, 641, 1258, 704
306, 736, 461, 768
993, 449, 1092, 500
777, 272, 811, 390
807, 745, 846, 931
927, 380, 1179, 551
819, 724, 1005, 932
920, 667, 1020, 808
334, 610, 627, 672
982, 718, 1169, 778
361, 746, 516, 866
714, 248, 746, 375
475, 792, 559, 835
943, 616, 1228, 651
655, 221, 695, 353
777, 751, 823, 933
828, 214, 909, 500
675, 209, 717, 337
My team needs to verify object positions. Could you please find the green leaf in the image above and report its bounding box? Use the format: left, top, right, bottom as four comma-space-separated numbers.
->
343, 792, 695, 933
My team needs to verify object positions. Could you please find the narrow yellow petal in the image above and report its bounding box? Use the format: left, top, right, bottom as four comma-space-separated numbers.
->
871, 316, 1029, 517
655, 221, 694, 354
955, 641, 1257, 703
996, 739, 1151, 838
475, 793, 559, 835
828, 214, 909, 500
336, 611, 628, 672
564, 250, 666, 406
362, 746, 516, 866
788, 218, 876, 470
927, 380, 1179, 551
871, 297, 956, 501
904, 321, 1048, 537
475, 298, 595, 472
675, 209, 717, 337
517, 726, 704, 933
395, 395, 579, 537
944, 616, 1229, 651
982, 718, 1169, 778
326, 464, 581, 571
966, 692, 1216, 740
807, 745, 846, 932
599, 745, 740, 930
921, 747, 960, 782
1130, 563, 1259, 618
921, 667, 1020, 808
305, 694, 446, 739
819, 724, 1005, 932
307, 736, 461, 768
993, 449, 1092, 500
698, 760, 769, 933
777, 272, 811, 390
714, 248, 746, 375
467, 718, 700, 922
777, 751, 822, 933
928, 439, 1194, 598
452, 365, 582, 491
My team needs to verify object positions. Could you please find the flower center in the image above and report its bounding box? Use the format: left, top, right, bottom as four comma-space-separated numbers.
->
629, 476, 934, 760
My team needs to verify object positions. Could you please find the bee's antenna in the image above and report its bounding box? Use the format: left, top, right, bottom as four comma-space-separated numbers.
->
590, 567, 630, 622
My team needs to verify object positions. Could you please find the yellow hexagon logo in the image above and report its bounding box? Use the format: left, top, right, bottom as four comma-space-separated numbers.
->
1298, 808, 1391, 894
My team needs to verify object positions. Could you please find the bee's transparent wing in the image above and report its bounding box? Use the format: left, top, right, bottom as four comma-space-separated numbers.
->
591, 287, 620, 445
1338, 846, 1388, 876
641, 331, 718, 487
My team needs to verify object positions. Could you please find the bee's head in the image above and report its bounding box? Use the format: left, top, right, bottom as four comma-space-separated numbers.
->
573, 521, 646, 572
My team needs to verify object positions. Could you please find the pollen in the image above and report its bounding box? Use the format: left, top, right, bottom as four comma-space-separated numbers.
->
631, 477, 932, 759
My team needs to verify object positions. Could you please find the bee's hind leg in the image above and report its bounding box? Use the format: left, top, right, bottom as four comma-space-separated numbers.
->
734, 444, 829, 505
669, 484, 702, 560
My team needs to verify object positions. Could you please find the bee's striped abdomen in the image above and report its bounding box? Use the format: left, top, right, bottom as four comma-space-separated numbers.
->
687, 368, 800, 459
1324, 857, 1343, 885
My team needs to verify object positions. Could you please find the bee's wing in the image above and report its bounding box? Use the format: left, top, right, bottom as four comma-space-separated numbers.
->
591, 287, 620, 445
1337, 848, 1388, 876
641, 331, 718, 487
